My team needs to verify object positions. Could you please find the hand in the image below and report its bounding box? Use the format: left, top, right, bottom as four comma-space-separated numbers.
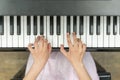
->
28, 36, 52, 67
60, 32, 86, 66
60, 33, 91, 80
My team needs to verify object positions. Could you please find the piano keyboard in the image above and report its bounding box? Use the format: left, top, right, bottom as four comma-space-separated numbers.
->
0, 16, 120, 50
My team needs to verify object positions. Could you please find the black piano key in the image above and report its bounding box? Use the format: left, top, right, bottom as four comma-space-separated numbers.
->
73, 16, 77, 34
106, 16, 110, 35
90, 16, 94, 35
40, 16, 44, 35
96, 16, 100, 35
10, 16, 14, 35
50, 16, 54, 35
27, 16, 31, 35
17, 16, 21, 35
79, 16, 84, 35
0, 16, 4, 35
113, 16, 117, 35
67, 16, 70, 34
57, 16, 61, 35
33, 16, 37, 35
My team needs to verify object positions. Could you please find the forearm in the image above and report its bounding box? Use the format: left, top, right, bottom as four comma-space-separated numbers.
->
73, 62, 92, 80
23, 63, 43, 80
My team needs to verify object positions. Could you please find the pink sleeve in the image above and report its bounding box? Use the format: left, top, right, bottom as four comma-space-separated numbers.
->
83, 52, 100, 80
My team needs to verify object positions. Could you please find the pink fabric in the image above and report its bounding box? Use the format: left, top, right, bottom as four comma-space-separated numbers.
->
25, 52, 99, 80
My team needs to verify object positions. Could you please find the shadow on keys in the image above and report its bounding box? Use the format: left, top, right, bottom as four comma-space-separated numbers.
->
11, 60, 111, 80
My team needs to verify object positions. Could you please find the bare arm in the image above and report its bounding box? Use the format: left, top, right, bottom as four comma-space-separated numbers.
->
60, 32, 91, 80
23, 36, 52, 80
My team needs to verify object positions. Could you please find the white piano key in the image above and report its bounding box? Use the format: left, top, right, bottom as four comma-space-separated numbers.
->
24, 16, 30, 47
6, 16, 13, 47
86, 16, 92, 47
58, 16, 64, 47
109, 16, 115, 47
0, 36, 1, 47
97, 16, 104, 47
81, 16, 87, 44
47, 16, 53, 46
30, 16, 35, 43
18, 16, 24, 47
2, 16, 7, 47
13, 16, 18, 47
115, 16, 120, 47
63, 16, 68, 47
103, 16, 109, 47
76, 16, 80, 38
92, 16, 97, 47
37, 16, 40, 36
53, 16, 58, 47
70, 16, 73, 43
43, 16, 47, 39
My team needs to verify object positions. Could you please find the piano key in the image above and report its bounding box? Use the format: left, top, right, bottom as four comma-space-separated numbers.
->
97, 16, 104, 47
113, 16, 117, 35
47, 16, 53, 46
43, 16, 47, 38
58, 16, 64, 47
79, 16, 84, 35
0, 16, 3, 47
73, 16, 77, 34
109, 16, 115, 47
53, 16, 58, 47
86, 16, 92, 47
10, 16, 14, 35
90, 16, 94, 35
67, 16, 70, 34
103, 16, 109, 47
92, 16, 97, 47
106, 16, 110, 35
37, 16, 40, 36
81, 16, 87, 44
115, 16, 120, 47
1, 16, 7, 47
33, 16, 37, 35
40, 16, 44, 35
50, 16, 54, 35
76, 16, 80, 38
27, 16, 31, 35
63, 16, 68, 47
6, 16, 13, 47
0, 16, 4, 35
0, 35, 1, 47
30, 16, 35, 43
70, 16, 73, 43
57, 16, 61, 35
18, 16, 24, 47
96, 16, 100, 35
17, 16, 21, 35
24, 16, 30, 47
13, 16, 19, 47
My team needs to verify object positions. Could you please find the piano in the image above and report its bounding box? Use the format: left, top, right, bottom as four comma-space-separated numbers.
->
1, 0, 118, 79
0, 0, 120, 51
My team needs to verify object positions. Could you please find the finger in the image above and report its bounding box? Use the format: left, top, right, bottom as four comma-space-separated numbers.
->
48, 43, 52, 54
78, 38, 82, 48
28, 43, 34, 53
67, 33, 73, 48
74, 38, 80, 47
43, 39, 48, 49
81, 44, 86, 59
72, 32, 77, 45
60, 44, 67, 57
39, 35, 44, 48
34, 36, 40, 48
